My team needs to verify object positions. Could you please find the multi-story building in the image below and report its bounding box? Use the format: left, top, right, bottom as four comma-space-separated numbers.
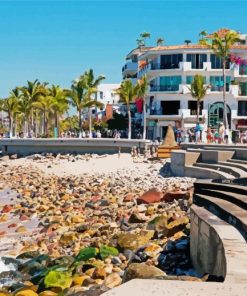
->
123, 29, 247, 140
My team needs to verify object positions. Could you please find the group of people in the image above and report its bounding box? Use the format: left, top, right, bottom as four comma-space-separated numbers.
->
175, 122, 233, 144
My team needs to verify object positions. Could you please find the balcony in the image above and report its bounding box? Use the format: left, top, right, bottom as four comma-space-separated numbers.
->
211, 85, 230, 92
122, 61, 138, 76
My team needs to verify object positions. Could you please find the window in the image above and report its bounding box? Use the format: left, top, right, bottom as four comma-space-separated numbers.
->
100, 91, 103, 100
210, 76, 230, 91
239, 83, 247, 96
161, 100, 180, 115
238, 101, 247, 116
186, 76, 206, 84
188, 101, 203, 115
160, 54, 183, 69
187, 54, 207, 69
159, 76, 182, 91
210, 54, 230, 69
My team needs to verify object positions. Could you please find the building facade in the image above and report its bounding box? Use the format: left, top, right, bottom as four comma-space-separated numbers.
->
122, 30, 247, 140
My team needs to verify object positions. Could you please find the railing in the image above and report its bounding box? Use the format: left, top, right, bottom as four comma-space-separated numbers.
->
150, 85, 180, 92
150, 63, 180, 70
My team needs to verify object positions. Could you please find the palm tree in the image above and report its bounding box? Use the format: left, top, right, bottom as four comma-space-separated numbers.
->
140, 32, 151, 46
136, 39, 144, 48
66, 69, 105, 137
184, 40, 192, 46
115, 79, 138, 139
136, 75, 148, 139
201, 30, 240, 129
0, 92, 20, 137
49, 85, 69, 136
32, 86, 56, 136
156, 37, 164, 46
189, 75, 210, 123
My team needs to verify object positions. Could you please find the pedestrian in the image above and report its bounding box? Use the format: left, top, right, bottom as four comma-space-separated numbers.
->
219, 122, 225, 144
195, 122, 202, 143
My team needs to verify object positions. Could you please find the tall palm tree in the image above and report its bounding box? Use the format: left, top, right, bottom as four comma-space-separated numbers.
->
66, 69, 105, 137
156, 37, 164, 46
115, 79, 138, 139
189, 75, 210, 123
136, 39, 144, 48
140, 32, 151, 46
84, 69, 105, 137
49, 85, 69, 136
136, 75, 148, 139
0, 92, 20, 137
200, 30, 240, 129
32, 86, 56, 136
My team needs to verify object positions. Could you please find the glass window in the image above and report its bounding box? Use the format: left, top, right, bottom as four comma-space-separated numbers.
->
186, 76, 206, 84
238, 101, 247, 116
160, 54, 183, 69
188, 101, 203, 115
210, 54, 230, 69
187, 54, 207, 69
239, 83, 247, 96
159, 76, 182, 91
161, 100, 180, 115
100, 91, 103, 99
210, 76, 230, 91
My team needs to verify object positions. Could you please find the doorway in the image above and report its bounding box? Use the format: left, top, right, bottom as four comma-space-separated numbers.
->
208, 102, 231, 128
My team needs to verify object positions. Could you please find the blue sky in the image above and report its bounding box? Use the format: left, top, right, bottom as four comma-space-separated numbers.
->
0, 0, 246, 97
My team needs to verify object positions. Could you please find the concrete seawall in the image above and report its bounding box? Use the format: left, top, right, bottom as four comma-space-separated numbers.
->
0, 138, 151, 155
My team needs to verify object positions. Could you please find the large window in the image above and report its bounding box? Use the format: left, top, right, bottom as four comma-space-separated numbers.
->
161, 100, 180, 115
186, 54, 207, 69
210, 76, 230, 91
160, 54, 183, 69
210, 54, 230, 69
158, 76, 182, 91
186, 76, 206, 84
238, 101, 247, 116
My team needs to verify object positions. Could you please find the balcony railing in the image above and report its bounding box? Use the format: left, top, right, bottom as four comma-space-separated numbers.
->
150, 63, 180, 70
150, 85, 180, 92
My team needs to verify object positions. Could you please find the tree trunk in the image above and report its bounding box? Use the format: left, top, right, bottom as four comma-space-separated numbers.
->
143, 97, 146, 140
43, 111, 47, 136
78, 109, 82, 133
196, 100, 200, 123
222, 60, 229, 129
35, 109, 38, 137
128, 106, 131, 139
9, 114, 13, 137
89, 108, 92, 138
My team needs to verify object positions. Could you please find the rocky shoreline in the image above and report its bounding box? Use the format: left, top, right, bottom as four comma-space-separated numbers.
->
0, 154, 199, 296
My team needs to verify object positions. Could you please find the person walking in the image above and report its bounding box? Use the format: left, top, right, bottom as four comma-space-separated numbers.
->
219, 122, 225, 144
195, 122, 202, 143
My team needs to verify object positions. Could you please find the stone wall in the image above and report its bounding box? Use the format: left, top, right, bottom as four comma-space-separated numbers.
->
0, 139, 151, 156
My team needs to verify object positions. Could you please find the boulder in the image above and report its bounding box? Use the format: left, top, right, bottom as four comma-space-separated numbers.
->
137, 189, 163, 204
0, 155, 10, 161
128, 212, 148, 223
118, 230, 154, 251
10, 154, 18, 159
104, 273, 122, 288
163, 191, 190, 202
123, 263, 165, 282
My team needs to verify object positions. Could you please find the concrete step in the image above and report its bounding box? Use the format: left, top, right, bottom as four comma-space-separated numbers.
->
227, 158, 247, 165
194, 180, 247, 196
193, 162, 247, 178
194, 193, 247, 240
186, 165, 235, 180
195, 187, 247, 210
218, 161, 247, 172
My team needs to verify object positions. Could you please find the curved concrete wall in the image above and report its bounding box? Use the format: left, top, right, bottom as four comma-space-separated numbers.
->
190, 205, 247, 283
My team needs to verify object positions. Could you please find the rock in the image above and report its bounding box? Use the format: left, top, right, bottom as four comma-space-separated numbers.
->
2, 205, 13, 213
163, 191, 190, 202
59, 232, 77, 246
123, 263, 165, 282
10, 154, 18, 159
104, 273, 122, 288
0, 155, 10, 161
128, 212, 148, 223
123, 194, 135, 202
118, 230, 154, 251
92, 268, 106, 280
137, 189, 163, 204
16, 226, 27, 233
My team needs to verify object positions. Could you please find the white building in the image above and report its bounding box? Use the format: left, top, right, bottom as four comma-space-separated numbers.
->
122, 29, 247, 140
94, 83, 120, 107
